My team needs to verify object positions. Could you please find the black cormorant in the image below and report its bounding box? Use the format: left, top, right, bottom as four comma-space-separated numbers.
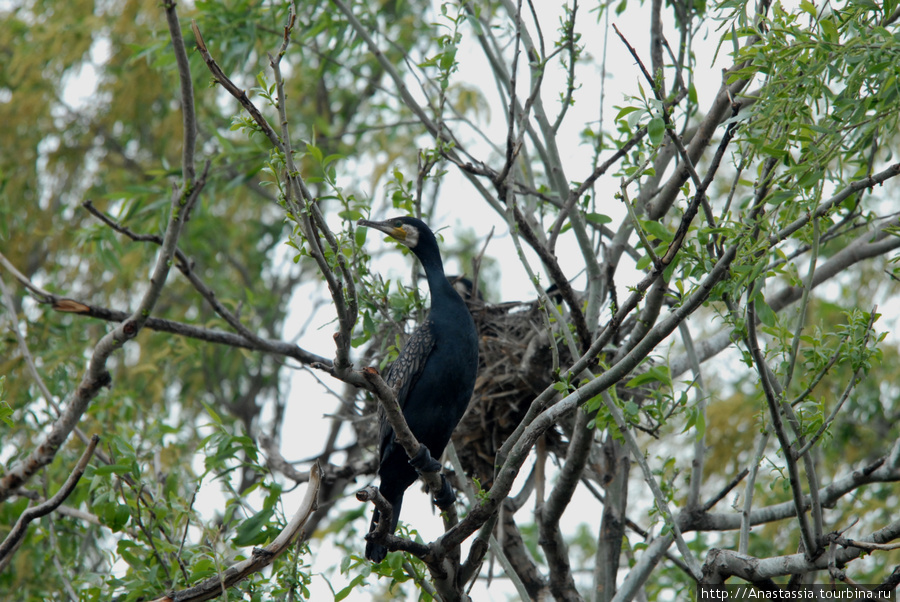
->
357, 216, 479, 563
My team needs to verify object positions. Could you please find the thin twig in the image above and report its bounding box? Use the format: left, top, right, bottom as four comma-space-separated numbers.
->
0, 262, 332, 366
550, 0, 579, 134
793, 307, 878, 458
0, 435, 100, 562
835, 536, 900, 552
680, 322, 709, 513
82, 200, 266, 346
746, 289, 817, 557
701, 468, 749, 513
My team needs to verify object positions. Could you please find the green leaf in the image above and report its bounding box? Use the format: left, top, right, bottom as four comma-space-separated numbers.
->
188, 557, 217, 582
335, 574, 368, 601
820, 18, 838, 43
233, 507, 276, 547
101, 504, 131, 532
642, 220, 673, 242
202, 400, 223, 425
116, 540, 143, 568
615, 106, 641, 122
585, 212, 613, 225
648, 116, 665, 145
636, 254, 652, 270
363, 311, 376, 336
627, 365, 672, 388
624, 400, 640, 418
797, 169, 823, 189
0, 376, 11, 426
94, 463, 134, 476
306, 143, 324, 165
754, 295, 777, 328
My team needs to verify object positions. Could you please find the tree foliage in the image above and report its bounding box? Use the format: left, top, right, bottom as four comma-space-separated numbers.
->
2, 0, 900, 600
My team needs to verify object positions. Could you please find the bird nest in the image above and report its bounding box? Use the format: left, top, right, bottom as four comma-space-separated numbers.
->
452, 295, 574, 487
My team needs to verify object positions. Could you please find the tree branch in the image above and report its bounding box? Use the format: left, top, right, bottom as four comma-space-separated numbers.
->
686, 451, 900, 532
702, 517, 900, 583
540, 408, 592, 601
0, 251, 333, 368
0, 434, 99, 564
164, 0, 196, 184
746, 290, 817, 557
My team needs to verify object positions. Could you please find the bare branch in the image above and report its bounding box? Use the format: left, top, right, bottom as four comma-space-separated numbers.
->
164, 0, 196, 184
687, 451, 900, 532
701, 468, 749, 514
9, 489, 102, 526
650, 0, 665, 93
1, 242, 334, 371
746, 284, 818, 557
679, 322, 708, 513
703, 517, 900, 583
540, 408, 593, 602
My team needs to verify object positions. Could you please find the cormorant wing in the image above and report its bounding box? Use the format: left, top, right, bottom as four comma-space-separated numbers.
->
379, 319, 436, 452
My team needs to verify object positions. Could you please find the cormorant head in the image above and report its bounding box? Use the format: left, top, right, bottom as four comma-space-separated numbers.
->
359, 215, 449, 284
448, 275, 483, 302
357, 216, 431, 251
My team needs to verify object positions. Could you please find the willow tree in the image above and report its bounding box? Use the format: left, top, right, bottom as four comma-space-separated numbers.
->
1, 0, 899, 600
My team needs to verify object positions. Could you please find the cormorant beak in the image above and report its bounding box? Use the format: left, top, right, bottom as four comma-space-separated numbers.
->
358, 219, 407, 242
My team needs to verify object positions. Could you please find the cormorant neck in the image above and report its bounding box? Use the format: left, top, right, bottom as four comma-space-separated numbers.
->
413, 245, 460, 312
